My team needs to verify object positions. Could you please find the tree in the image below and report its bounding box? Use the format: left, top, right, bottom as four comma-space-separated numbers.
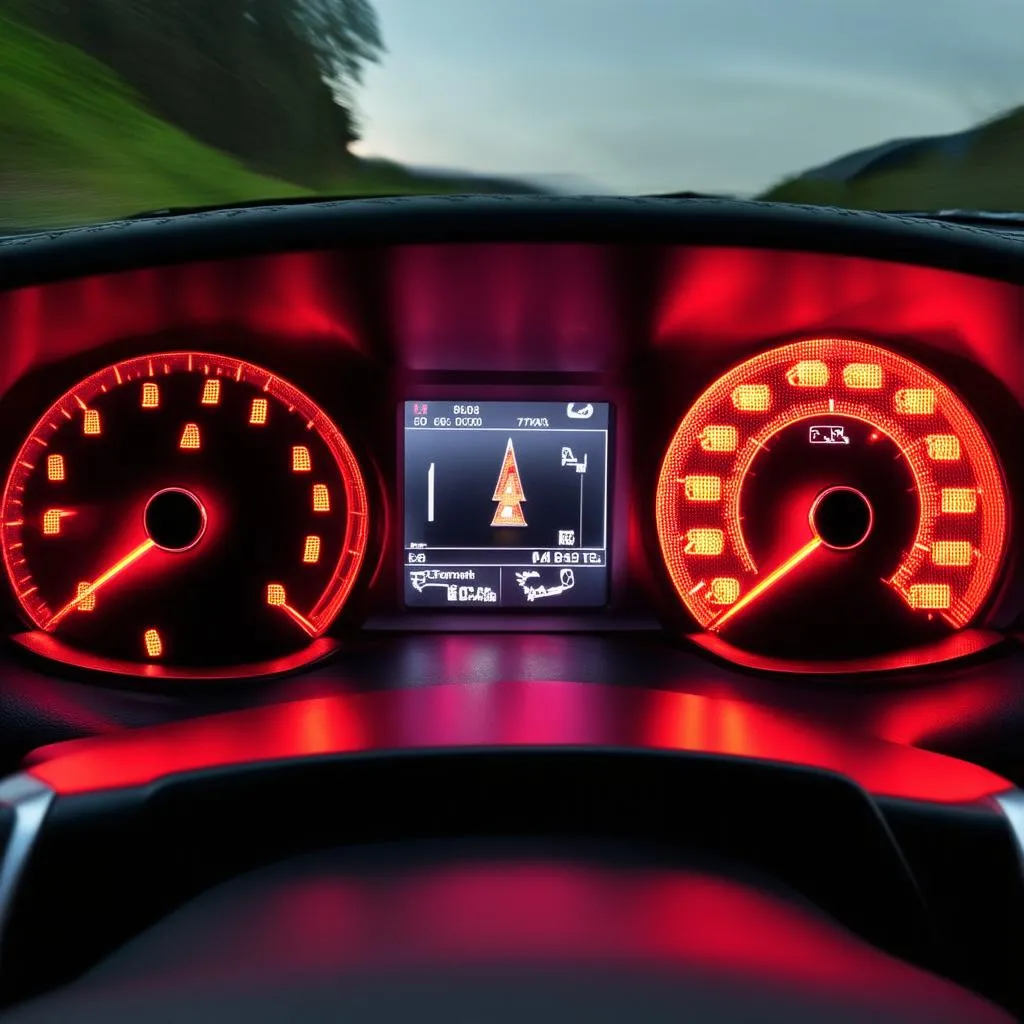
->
7, 0, 385, 184
283, 0, 385, 107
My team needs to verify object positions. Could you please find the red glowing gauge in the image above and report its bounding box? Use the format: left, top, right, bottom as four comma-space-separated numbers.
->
655, 339, 1009, 661
1, 352, 370, 670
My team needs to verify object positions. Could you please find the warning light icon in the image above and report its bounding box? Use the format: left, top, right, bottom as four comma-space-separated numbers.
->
491, 437, 528, 527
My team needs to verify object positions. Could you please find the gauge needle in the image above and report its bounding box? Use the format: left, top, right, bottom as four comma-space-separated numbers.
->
278, 603, 317, 637
44, 538, 157, 630
711, 536, 823, 631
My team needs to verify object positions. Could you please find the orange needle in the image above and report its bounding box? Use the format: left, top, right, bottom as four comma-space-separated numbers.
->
279, 602, 317, 637
45, 538, 157, 630
711, 536, 823, 631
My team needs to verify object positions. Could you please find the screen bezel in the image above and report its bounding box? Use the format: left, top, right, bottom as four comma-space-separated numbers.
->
398, 394, 616, 614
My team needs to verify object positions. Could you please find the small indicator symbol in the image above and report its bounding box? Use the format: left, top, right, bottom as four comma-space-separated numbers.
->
843, 363, 883, 389
707, 577, 740, 605
809, 424, 850, 445
201, 379, 221, 405
894, 388, 936, 415
42, 509, 74, 535
684, 528, 725, 556
249, 398, 268, 425
698, 425, 738, 452
560, 446, 588, 473
786, 360, 829, 387
932, 541, 973, 566
566, 402, 594, 419
941, 488, 977, 514
926, 435, 961, 461
491, 438, 527, 527
312, 484, 331, 512
143, 628, 163, 658
179, 423, 201, 450
302, 535, 321, 563
907, 583, 951, 610
682, 475, 722, 501
516, 568, 576, 601
731, 384, 771, 412
75, 582, 96, 612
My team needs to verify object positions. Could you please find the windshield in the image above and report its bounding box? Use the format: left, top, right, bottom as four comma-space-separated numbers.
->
3, 0, 1024, 227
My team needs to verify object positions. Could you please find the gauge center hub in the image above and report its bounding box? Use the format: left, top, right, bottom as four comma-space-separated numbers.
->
144, 488, 207, 553
809, 485, 874, 551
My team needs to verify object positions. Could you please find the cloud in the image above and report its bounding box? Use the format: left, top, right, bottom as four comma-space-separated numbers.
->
356, 0, 1024, 194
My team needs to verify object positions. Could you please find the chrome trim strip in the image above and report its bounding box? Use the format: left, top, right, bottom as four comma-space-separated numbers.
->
0, 774, 54, 960
994, 790, 1024, 872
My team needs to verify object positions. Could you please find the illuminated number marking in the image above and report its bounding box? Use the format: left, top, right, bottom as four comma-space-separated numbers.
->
707, 577, 740, 605
179, 423, 201, 450
42, 509, 72, 535
907, 583, 951, 610
302, 535, 321, 564
932, 541, 973, 567
46, 454, 65, 482
292, 445, 312, 472
785, 360, 829, 387
894, 388, 936, 415
141, 382, 160, 409
941, 487, 977, 514
312, 483, 331, 512
682, 475, 722, 502
266, 583, 286, 606
926, 434, 961, 461
698, 425, 738, 452
75, 581, 96, 612
684, 528, 725, 556
143, 628, 162, 658
83, 409, 101, 435
731, 384, 771, 412
249, 398, 269, 425
201, 379, 221, 405
842, 363, 883, 389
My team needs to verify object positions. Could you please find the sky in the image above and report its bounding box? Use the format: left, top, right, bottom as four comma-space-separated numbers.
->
351, 0, 1024, 195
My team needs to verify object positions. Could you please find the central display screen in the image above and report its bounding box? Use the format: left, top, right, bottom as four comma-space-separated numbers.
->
403, 401, 611, 608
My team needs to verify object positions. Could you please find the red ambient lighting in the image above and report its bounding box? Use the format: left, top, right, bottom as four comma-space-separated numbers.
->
0, 351, 371, 668
25, 682, 1012, 804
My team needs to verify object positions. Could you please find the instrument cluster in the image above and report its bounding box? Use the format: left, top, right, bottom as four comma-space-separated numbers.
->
0, 236, 1018, 683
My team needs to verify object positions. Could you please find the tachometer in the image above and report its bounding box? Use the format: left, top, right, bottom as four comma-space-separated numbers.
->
2, 352, 370, 670
655, 339, 1009, 661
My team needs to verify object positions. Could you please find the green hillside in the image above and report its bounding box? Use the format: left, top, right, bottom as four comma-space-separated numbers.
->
761, 106, 1024, 211
0, 13, 527, 229
0, 13, 315, 227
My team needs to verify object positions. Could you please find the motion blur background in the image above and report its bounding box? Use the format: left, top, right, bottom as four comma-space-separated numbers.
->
4, 0, 1024, 227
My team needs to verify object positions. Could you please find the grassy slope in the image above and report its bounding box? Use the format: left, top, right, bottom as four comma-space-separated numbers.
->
761, 107, 1024, 211
0, 15, 529, 229
0, 13, 315, 226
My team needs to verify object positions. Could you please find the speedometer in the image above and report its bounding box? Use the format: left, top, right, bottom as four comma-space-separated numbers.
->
655, 338, 1009, 661
1, 352, 370, 672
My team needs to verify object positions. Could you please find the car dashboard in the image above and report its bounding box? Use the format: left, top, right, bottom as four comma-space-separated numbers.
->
0, 197, 1022, 1020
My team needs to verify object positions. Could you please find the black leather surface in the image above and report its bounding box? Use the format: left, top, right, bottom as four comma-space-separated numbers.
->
1, 840, 1012, 1023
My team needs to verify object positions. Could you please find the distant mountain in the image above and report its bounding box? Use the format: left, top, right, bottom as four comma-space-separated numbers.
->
760, 105, 1024, 211
799, 128, 978, 184
356, 158, 547, 196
